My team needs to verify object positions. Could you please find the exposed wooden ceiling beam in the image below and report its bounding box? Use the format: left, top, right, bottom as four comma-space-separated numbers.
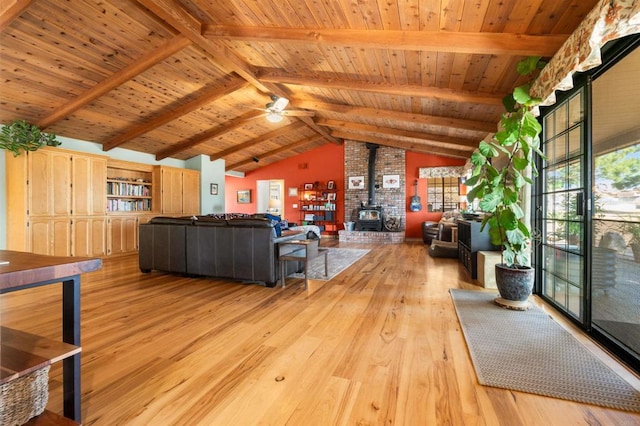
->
103, 78, 249, 151
297, 116, 342, 145
317, 119, 478, 149
226, 134, 324, 171
261, 72, 503, 106
0, 0, 31, 32
136, 0, 268, 92
204, 25, 568, 57
36, 35, 192, 129
210, 122, 307, 161
155, 110, 263, 161
294, 99, 496, 134
331, 130, 470, 159
137, 0, 338, 146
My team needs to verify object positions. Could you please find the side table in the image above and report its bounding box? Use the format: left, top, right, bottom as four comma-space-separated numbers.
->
279, 239, 328, 289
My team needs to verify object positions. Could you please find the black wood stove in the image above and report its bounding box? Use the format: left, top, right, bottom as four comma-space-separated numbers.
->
355, 206, 383, 231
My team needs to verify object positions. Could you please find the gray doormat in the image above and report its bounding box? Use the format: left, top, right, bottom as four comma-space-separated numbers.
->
450, 289, 640, 412
287, 248, 369, 281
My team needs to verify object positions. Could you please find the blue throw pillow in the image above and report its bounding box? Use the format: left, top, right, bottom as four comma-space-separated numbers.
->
264, 213, 282, 236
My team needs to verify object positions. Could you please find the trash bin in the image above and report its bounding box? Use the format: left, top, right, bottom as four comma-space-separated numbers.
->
344, 221, 354, 231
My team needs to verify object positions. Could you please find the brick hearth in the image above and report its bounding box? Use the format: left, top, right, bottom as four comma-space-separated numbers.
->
338, 230, 405, 244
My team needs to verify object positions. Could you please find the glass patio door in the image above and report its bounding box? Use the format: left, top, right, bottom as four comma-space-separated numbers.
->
536, 39, 639, 371
590, 45, 640, 362
539, 88, 587, 323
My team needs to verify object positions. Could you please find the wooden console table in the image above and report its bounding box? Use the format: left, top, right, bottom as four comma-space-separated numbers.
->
0, 250, 102, 423
279, 240, 328, 289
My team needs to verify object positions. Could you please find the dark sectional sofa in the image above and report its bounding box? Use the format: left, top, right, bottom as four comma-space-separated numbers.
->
139, 216, 305, 287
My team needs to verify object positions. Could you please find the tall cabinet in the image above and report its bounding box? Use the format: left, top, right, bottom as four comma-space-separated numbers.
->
6, 147, 107, 257
5, 148, 201, 257
153, 165, 200, 216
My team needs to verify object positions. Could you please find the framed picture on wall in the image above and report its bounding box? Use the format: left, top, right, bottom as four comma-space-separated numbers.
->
210, 183, 218, 195
383, 174, 400, 188
237, 189, 251, 203
304, 183, 314, 190
348, 176, 365, 189
327, 180, 335, 190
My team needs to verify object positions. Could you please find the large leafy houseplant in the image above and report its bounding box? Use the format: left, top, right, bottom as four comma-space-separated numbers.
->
466, 57, 546, 269
0, 119, 60, 156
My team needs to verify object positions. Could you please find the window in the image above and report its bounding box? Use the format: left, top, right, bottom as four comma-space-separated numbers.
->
427, 177, 460, 212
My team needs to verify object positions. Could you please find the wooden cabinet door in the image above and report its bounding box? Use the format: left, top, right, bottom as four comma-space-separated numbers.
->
51, 217, 72, 256
29, 217, 70, 256
28, 150, 52, 216
161, 168, 183, 215
73, 216, 107, 257
73, 155, 107, 216
182, 170, 200, 215
90, 157, 107, 215
72, 155, 91, 216
108, 216, 124, 256
107, 216, 138, 255
51, 151, 72, 216
73, 217, 90, 257
28, 149, 71, 216
29, 217, 51, 255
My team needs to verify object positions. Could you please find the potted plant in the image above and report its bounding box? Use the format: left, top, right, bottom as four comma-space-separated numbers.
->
465, 57, 546, 310
0, 119, 60, 156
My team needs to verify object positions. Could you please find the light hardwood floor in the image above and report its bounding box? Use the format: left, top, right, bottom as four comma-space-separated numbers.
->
2, 240, 639, 425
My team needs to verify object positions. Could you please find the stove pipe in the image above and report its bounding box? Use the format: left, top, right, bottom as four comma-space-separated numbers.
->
365, 143, 379, 205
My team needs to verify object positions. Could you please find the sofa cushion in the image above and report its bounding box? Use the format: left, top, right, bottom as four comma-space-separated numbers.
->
150, 216, 194, 225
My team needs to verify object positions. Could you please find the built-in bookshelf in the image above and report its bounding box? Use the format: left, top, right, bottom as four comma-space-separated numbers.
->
106, 161, 153, 213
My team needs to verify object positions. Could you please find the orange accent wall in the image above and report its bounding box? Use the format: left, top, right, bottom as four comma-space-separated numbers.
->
404, 152, 466, 239
225, 144, 467, 239
225, 143, 345, 227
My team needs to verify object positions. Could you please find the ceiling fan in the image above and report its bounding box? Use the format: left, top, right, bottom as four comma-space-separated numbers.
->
256, 95, 315, 123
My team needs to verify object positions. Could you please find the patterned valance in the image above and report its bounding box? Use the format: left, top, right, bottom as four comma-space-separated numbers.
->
419, 166, 465, 178
531, 0, 640, 110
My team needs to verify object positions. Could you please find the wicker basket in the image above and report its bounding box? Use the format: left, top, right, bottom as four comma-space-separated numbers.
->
0, 365, 49, 426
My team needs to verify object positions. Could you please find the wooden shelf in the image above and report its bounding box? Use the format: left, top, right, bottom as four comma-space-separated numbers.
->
1, 326, 80, 385
25, 410, 80, 425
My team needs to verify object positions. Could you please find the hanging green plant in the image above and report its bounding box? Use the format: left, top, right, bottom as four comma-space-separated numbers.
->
0, 119, 61, 156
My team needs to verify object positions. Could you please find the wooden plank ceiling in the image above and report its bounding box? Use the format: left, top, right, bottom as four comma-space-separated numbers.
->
0, 0, 598, 173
